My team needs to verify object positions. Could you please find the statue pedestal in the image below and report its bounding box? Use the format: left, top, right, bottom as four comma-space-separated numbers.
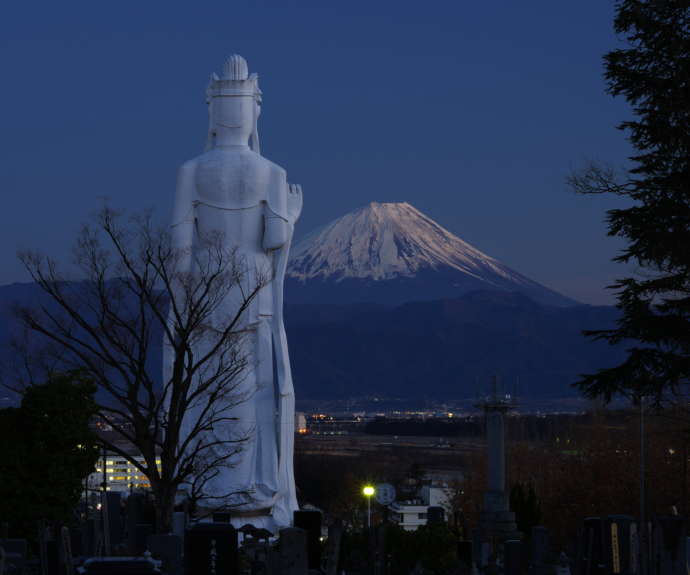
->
195, 506, 279, 533
479, 510, 520, 540
479, 491, 520, 541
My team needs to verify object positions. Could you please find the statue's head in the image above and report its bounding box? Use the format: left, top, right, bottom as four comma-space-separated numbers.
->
206, 55, 262, 151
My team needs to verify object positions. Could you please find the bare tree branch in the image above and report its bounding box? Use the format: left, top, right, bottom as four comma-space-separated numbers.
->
566, 160, 636, 196
9, 207, 264, 532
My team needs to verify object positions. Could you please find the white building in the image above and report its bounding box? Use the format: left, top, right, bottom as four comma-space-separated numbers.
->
295, 412, 308, 435
87, 453, 161, 493
388, 500, 429, 531
420, 484, 451, 509
388, 485, 453, 531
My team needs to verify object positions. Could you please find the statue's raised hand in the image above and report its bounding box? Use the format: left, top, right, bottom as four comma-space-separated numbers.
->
287, 183, 303, 224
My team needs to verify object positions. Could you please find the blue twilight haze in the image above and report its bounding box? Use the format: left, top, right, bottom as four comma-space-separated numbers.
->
0, 0, 632, 304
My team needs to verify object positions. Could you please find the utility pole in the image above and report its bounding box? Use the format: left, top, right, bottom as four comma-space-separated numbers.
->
101, 444, 111, 556
683, 441, 687, 517
639, 396, 647, 575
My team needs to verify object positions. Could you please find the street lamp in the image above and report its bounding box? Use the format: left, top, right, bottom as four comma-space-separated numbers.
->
639, 395, 648, 575
362, 485, 376, 528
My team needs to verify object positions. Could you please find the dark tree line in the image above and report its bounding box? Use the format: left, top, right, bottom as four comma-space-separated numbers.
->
0, 373, 99, 536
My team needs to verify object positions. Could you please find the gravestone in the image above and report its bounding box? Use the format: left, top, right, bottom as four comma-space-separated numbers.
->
37, 523, 60, 575
251, 551, 271, 575
427, 506, 445, 525
135, 525, 154, 555
172, 512, 187, 540
70, 526, 84, 558
0, 539, 27, 574
531, 525, 550, 575
45, 539, 60, 575
293, 510, 322, 570
324, 520, 343, 575
471, 528, 487, 569
504, 540, 522, 575
61, 526, 75, 575
630, 522, 639, 574
83, 519, 97, 557
0, 539, 27, 557
243, 533, 272, 575
554, 552, 571, 575
184, 523, 238, 575
148, 533, 183, 575
106, 492, 123, 545
480, 542, 490, 569
78, 555, 162, 574
457, 540, 472, 570
278, 527, 308, 575
652, 516, 685, 575
581, 517, 606, 575
605, 515, 634, 575
127, 494, 146, 554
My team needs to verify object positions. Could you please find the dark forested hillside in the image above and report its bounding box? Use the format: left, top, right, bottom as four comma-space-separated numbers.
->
0, 283, 622, 401
285, 290, 623, 399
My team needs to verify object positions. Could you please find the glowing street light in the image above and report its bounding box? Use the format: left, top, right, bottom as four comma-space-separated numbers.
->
362, 484, 376, 528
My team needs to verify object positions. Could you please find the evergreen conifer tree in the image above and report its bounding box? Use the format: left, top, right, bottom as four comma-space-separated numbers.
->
569, 0, 690, 401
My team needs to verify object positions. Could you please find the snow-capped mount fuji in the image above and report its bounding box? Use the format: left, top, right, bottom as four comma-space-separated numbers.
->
286, 202, 576, 307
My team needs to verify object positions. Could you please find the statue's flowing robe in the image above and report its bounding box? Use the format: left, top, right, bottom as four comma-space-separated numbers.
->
165, 147, 298, 530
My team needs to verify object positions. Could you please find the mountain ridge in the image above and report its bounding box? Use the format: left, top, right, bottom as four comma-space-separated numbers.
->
286, 202, 576, 307
285, 289, 621, 399
0, 282, 620, 401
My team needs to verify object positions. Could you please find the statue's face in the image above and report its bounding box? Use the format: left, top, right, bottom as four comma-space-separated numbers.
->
213, 95, 255, 140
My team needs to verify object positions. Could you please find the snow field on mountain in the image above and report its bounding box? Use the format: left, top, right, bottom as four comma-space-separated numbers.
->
288, 202, 531, 288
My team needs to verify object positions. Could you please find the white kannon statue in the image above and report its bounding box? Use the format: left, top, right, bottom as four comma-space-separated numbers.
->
168, 54, 301, 531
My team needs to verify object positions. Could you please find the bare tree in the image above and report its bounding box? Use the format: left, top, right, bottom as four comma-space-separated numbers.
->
13, 207, 265, 532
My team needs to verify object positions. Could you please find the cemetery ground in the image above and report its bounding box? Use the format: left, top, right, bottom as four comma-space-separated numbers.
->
1, 406, 688, 574
295, 407, 690, 551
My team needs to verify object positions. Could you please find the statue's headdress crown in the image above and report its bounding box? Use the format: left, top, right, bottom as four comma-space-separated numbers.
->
206, 54, 261, 101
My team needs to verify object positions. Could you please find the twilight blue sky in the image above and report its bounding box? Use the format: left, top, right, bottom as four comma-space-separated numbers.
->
0, 0, 633, 304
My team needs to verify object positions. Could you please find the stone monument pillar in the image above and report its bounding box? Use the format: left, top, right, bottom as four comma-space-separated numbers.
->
475, 378, 519, 541
167, 54, 301, 532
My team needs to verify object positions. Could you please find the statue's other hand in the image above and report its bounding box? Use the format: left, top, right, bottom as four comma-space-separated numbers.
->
287, 183, 303, 224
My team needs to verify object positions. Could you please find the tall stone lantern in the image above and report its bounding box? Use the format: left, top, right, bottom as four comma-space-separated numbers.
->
475, 378, 520, 541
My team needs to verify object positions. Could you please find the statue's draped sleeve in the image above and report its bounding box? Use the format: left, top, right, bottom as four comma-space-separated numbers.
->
263, 167, 290, 251
269, 179, 301, 523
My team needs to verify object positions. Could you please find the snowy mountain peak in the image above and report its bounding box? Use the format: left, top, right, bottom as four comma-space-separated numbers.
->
287, 201, 527, 285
